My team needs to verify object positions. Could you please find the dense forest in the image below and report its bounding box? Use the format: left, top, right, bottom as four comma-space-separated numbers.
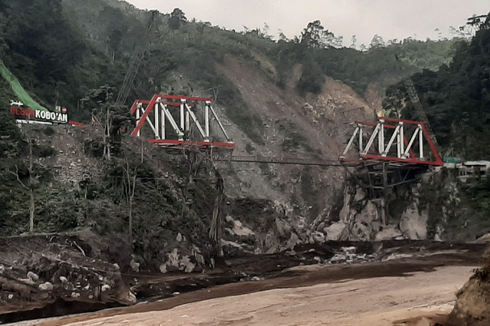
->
385, 13, 490, 160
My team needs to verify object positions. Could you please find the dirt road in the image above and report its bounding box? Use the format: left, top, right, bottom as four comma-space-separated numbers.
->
33, 257, 477, 326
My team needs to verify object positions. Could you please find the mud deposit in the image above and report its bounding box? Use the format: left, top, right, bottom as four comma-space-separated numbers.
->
1, 239, 484, 326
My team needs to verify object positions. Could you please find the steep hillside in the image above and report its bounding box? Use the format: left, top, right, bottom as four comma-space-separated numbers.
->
382, 13, 490, 239
213, 53, 373, 218
0, 0, 478, 245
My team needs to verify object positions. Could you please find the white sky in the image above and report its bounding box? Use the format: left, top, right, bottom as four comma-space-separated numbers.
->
126, 0, 489, 46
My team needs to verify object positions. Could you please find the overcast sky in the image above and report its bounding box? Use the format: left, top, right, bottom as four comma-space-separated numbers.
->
126, 0, 489, 46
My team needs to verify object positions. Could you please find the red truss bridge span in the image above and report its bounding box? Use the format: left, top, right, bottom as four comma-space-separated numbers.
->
130, 94, 234, 150
340, 117, 443, 167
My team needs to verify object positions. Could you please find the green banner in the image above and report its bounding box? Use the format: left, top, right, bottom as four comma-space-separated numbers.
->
0, 58, 47, 111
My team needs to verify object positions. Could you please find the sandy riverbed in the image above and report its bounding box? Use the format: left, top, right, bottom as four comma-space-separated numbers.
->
29, 264, 475, 326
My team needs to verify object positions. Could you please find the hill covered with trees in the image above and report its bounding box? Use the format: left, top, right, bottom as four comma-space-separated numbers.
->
385, 12, 490, 160
0, 0, 462, 126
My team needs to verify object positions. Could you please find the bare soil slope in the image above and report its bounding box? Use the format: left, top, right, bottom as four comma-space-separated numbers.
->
216, 54, 377, 223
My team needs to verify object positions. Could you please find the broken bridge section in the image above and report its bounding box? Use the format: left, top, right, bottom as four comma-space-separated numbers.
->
340, 117, 444, 222
130, 94, 235, 151
340, 117, 443, 167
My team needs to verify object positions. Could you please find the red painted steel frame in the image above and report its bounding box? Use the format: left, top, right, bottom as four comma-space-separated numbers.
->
130, 94, 233, 149
131, 95, 159, 137
69, 121, 87, 127
131, 95, 212, 137
348, 117, 443, 166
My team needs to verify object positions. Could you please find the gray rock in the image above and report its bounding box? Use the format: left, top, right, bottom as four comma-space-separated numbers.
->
354, 187, 366, 201
39, 282, 53, 291
275, 218, 292, 238
27, 271, 39, 282
310, 231, 326, 244
375, 226, 403, 241
341, 246, 356, 253
324, 222, 347, 241
330, 254, 347, 264
399, 203, 428, 240
130, 259, 140, 273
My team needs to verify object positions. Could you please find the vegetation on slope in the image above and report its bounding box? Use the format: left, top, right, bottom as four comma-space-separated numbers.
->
386, 12, 490, 160
0, 0, 460, 142
0, 0, 486, 244
383, 12, 490, 240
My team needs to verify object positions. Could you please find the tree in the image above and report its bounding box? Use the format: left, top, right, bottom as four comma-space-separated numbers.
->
466, 13, 490, 31
209, 169, 224, 260
99, 6, 129, 60
300, 20, 334, 48
370, 34, 386, 48
7, 123, 37, 233
123, 160, 137, 240
350, 35, 357, 49
168, 8, 187, 30
80, 85, 133, 160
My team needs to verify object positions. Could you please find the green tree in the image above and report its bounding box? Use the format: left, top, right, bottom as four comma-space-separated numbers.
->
300, 20, 334, 48
168, 8, 187, 30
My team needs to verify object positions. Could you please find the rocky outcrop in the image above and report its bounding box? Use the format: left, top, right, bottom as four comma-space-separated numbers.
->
323, 176, 431, 242
447, 256, 490, 326
0, 234, 136, 315
399, 201, 428, 240
217, 176, 433, 255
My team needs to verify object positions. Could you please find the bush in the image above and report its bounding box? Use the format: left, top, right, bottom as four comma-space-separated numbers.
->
43, 126, 56, 136
84, 138, 104, 157
297, 60, 325, 96
38, 145, 56, 157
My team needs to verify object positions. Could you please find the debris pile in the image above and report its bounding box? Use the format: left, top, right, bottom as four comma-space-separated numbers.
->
328, 246, 377, 264
0, 235, 135, 320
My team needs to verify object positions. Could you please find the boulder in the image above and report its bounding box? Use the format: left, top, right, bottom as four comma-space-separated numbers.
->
159, 248, 199, 274
374, 226, 403, 241
338, 189, 351, 222
226, 217, 254, 236
285, 232, 300, 250
310, 231, 325, 244
27, 271, 39, 282
176, 233, 183, 242
38, 282, 53, 291
399, 203, 428, 240
354, 186, 366, 201
324, 222, 347, 241
129, 259, 140, 273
